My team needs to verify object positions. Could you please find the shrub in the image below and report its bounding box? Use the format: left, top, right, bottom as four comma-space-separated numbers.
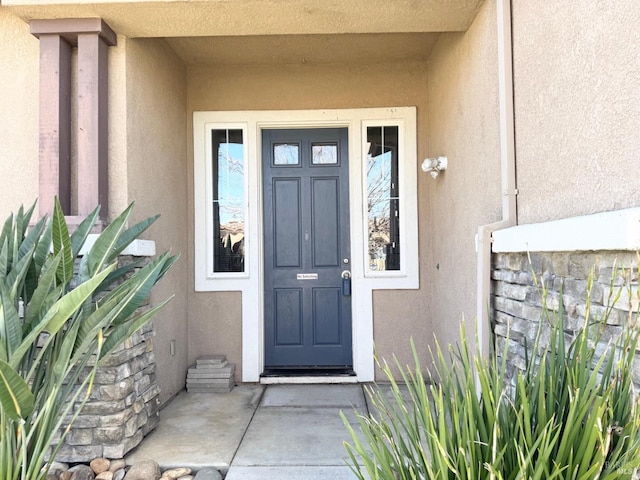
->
0, 199, 177, 480
343, 272, 640, 479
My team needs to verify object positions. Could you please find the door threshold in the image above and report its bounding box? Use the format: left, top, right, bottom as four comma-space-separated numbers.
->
260, 375, 358, 384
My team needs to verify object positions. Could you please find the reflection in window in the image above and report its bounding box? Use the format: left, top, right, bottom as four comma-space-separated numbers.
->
312, 143, 338, 164
212, 129, 245, 272
274, 143, 300, 165
366, 126, 400, 271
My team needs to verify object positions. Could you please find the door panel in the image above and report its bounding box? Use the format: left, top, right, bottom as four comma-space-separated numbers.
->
313, 288, 342, 345
312, 177, 340, 268
263, 128, 352, 369
274, 289, 303, 345
273, 179, 301, 268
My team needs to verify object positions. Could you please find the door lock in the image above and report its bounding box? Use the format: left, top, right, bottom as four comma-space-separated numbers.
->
341, 270, 351, 296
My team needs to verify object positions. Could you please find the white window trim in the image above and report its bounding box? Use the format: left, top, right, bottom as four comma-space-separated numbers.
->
196, 123, 250, 281
193, 107, 419, 382
362, 119, 419, 280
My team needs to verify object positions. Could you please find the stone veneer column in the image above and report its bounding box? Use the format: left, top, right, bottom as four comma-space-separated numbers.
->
52, 249, 162, 462
31, 19, 116, 224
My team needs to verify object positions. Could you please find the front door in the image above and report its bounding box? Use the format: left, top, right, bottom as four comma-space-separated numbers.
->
263, 128, 352, 371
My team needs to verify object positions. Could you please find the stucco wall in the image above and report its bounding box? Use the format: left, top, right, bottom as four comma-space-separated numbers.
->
125, 37, 189, 404
0, 8, 39, 218
187, 59, 431, 379
423, 0, 501, 352
512, 0, 640, 224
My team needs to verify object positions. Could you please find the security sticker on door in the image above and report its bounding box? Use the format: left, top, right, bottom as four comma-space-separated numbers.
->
297, 273, 318, 280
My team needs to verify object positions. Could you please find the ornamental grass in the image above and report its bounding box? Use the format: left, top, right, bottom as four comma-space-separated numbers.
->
344, 269, 640, 479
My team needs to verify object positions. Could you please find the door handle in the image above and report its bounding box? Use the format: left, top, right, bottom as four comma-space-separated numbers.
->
341, 270, 351, 296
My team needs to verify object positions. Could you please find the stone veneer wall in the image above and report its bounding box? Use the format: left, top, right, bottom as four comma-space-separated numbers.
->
491, 251, 639, 388
53, 254, 161, 462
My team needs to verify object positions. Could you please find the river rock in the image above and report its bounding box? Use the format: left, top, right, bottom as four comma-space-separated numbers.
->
124, 460, 161, 480
49, 462, 70, 476
91, 458, 111, 474
109, 460, 126, 472
96, 472, 114, 480
113, 470, 126, 480
162, 468, 191, 479
69, 464, 95, 480
193, 468, 222, 480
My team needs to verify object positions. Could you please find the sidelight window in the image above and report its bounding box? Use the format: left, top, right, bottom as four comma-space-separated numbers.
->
211, 128, 246, 274
366, 126, 400, 272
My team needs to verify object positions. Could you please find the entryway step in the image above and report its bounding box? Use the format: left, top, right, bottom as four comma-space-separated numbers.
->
186, 355, 235, 393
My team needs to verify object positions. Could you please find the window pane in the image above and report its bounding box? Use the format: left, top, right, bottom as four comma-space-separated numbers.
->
312, 143, 338, 164
366, 126, 400, 271
212, 129, 245, 273
274, 143, 300, 165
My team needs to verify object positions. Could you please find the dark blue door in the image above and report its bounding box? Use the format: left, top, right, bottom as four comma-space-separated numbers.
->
263, 128, 352, 369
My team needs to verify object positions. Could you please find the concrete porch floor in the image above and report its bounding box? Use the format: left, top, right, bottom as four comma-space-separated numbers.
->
125, 384, 369, 479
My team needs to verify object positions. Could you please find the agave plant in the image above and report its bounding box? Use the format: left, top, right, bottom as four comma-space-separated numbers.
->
0, 198, 177, 480
343, 272, 640, 479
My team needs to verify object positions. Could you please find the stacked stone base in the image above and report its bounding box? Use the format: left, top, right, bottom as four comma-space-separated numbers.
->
186, 355, 235, 393
491, 251, 639, 390
53, 321, 161, 462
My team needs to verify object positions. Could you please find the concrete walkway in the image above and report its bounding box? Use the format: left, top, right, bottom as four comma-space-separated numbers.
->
125, 384, 369, 479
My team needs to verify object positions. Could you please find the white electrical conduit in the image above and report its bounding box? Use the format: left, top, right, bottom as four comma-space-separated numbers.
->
476, 0, 518, 356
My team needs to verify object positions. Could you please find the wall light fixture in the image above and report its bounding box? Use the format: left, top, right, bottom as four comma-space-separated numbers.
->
421, 156, 448, 179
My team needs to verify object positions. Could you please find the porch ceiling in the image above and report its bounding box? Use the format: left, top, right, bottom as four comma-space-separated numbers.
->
4, 0, 485, 38
166, 33, 441, 66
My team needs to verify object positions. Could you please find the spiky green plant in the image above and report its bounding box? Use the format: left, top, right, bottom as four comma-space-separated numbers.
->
343, 271, 640, 479
0, 198, 178, 480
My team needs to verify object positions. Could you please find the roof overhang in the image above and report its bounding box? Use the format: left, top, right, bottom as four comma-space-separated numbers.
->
3, 0, 485, 38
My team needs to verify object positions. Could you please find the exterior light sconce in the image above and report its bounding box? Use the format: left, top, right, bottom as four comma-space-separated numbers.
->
421, 156, 448, 179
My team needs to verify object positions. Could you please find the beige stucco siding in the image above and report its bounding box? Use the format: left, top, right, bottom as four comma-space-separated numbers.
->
512, 0, 640, 224
0, 8, 39, 218
125, 37, 189, 404
421, 0, 501, 354
187, 60, 431, 380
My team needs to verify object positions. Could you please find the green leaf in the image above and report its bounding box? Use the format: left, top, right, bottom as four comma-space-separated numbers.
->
8, 263, 114, 370
0, 358, 34, 420
0, 285, 22, 358
33, 218, 52, 271
51, 197, 74, 285
111, 213, 159, 258
4, 241, 37, 300
43, 263, 113, 335
52, 317, 82, 382
0, 211, 13, 247
0, 241, 7, 279
99, 296, 173, 359
17, 214, 46, 262
96, 257, 144, 292
23, 254, 62, 334
86, 203, 134, 276
106, 253, 172, 326
70, 205, 100, 258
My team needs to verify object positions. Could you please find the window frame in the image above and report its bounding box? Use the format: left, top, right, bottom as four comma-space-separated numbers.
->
361, 119, 416, 280
200, 122, 250, 281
